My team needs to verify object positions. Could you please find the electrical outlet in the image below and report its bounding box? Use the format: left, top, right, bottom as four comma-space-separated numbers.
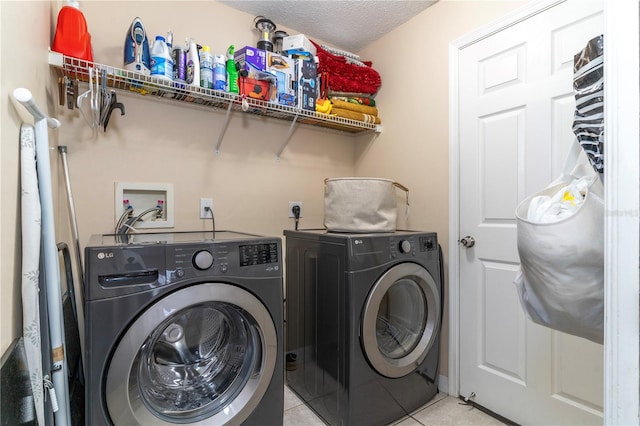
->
200, 198, 213, 219
289, 201, 303, 218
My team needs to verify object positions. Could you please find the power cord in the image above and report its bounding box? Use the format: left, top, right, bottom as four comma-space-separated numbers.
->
292, 205, 301, 231
204, 206, 216, 239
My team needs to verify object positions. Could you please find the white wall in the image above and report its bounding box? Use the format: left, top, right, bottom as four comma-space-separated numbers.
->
0, 0, 54, 356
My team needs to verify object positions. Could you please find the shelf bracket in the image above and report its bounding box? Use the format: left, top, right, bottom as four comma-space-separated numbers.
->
215, 102, 234, 155
275, 114, 300, 160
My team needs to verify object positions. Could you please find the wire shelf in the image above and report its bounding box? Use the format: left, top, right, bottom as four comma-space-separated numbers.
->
49, 51, 381, 135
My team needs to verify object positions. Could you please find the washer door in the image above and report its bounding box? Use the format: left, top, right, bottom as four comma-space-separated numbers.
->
361, 263, 440, 378
106, 283, 277, 425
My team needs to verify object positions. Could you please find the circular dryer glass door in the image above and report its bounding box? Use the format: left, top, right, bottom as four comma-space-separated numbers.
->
361, 263, 441, 378
106, 283, 277, 425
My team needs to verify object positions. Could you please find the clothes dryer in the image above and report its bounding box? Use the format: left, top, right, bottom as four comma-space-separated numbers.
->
84, 231, 283, 425
284, 230, 443, 426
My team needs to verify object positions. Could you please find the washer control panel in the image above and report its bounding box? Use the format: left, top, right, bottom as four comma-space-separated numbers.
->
85, 232, 282, 300
239, 242, 279, 267
166, 239, 281, 283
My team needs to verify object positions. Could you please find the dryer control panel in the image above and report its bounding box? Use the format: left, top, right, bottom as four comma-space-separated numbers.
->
336, 231, 439, 271
419, 235, 438, 252
388, 233, 437, 259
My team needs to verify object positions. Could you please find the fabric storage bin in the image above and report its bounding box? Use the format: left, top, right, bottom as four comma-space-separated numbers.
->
324, 177, 409, 233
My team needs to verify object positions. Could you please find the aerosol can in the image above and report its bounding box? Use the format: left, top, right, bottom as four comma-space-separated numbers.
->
124, 17, 150, 75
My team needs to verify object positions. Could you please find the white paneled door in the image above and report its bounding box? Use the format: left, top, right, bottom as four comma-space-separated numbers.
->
456, 1, 604, 424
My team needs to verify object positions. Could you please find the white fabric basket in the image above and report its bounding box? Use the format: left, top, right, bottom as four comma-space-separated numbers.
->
323, 177, 409, 233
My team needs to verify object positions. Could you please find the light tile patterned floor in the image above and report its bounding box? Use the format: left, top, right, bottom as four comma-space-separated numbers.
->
283, 385, 507, 426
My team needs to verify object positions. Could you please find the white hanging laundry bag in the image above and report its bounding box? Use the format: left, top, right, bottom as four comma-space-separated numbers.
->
514, 139, 604, 344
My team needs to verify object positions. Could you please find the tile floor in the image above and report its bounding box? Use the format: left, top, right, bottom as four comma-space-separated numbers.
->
283, 385, 507, 426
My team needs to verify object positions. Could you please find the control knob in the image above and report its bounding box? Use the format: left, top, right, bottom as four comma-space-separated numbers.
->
399, 240, 412, 254
193, 250, 214, 270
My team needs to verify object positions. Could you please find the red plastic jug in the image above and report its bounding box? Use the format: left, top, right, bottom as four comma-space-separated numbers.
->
52, 1, 93, 62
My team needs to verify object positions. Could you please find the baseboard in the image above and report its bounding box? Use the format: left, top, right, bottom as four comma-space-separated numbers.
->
437, 374, 449, 395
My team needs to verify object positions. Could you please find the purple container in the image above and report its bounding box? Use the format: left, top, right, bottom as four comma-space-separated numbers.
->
172, 45, 187, 83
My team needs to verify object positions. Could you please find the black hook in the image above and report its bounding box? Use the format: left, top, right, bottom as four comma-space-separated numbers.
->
104, 91, 125, 132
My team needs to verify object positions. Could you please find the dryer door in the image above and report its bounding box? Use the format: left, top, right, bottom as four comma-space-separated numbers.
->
106, 283, 277, 425
361, 262, 441, 378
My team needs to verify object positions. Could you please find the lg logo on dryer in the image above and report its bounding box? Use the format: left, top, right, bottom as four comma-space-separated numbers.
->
97, 252, 114, 260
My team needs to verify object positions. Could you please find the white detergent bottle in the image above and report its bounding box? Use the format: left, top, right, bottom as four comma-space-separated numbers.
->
150, 35, 172, 81
186, 38, 200, 87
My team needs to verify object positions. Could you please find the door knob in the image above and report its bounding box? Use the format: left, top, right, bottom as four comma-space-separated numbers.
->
459, 236, 475, 248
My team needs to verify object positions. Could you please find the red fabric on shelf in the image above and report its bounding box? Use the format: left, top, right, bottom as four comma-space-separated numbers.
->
311, 40, 381, 95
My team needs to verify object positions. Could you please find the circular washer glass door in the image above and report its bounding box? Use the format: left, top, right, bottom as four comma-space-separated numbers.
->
106, 283, 277, 425
361, 262, 441, 378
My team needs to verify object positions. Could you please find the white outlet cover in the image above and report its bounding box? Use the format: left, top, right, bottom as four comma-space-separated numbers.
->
200, 198, 214, 219
288, 201, 303, 218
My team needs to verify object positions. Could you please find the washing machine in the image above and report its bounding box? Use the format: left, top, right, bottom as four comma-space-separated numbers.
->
84, 231, 283, 425
284, 229, 443, 426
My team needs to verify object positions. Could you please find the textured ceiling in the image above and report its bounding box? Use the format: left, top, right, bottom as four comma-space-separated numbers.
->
219, 0, 438, 53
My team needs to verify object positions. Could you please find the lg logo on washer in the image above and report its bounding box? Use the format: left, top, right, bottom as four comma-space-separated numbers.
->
354, 239, 363, 245
97, 252, 114, 260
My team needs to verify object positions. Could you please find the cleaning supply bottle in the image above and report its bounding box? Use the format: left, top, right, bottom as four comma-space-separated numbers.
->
150, 35, 172, 81
213, 54, 226, 90
226, 45, 239, 93
52, 0, 93, 61
186, 38, 200, 87
199, 45, 214, 89
172, 45, 187, 84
